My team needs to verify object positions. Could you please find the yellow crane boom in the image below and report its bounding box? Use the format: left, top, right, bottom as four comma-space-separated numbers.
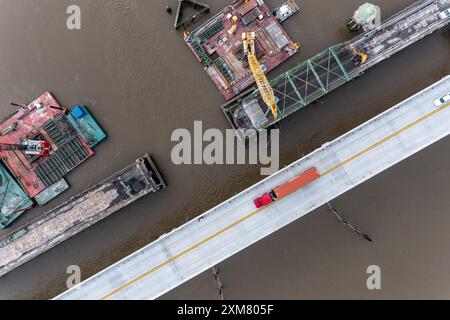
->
242, 32, 278, 119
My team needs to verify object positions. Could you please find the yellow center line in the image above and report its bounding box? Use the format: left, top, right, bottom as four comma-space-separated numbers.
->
100, 205, 271, 300
99, 101, 450, 300
321, 103, 449, 176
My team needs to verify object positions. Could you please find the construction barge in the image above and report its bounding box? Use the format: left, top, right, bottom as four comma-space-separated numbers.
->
222, 0, 450, 131
0, 93, 107, 228
0, 154, 165, 277
185, 0, 299, 101
0, 165, 34, 229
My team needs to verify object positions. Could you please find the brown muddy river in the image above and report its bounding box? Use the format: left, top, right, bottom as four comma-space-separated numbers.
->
0, 0, 449, 299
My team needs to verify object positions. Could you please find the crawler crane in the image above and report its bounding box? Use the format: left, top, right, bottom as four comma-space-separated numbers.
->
0, 140, 50, 156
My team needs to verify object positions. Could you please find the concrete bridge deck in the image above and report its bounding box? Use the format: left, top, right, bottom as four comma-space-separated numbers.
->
56, 75, 450, 300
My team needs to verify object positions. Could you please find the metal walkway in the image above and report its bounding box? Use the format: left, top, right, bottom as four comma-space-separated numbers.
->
222, 0, 450, 130
56, 75, 450, 300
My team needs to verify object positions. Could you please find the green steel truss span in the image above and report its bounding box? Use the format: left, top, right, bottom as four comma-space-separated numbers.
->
222, 44, 358, 130
222, 0, 450, 131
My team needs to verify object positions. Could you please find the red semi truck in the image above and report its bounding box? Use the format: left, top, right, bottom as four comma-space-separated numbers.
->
253, 167, 320, 208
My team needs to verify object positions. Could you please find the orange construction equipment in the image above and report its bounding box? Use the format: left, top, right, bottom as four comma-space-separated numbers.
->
351, 47, 368, 66
227, 15, 239, 35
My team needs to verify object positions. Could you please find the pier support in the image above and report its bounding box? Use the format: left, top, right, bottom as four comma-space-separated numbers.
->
326, 202, 372, 242
211, 267, 225, 300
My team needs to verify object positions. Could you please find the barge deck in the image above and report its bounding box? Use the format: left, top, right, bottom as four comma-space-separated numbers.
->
185, 0, 299, 101
0, 93, 107, 227
0, 154, 165, 277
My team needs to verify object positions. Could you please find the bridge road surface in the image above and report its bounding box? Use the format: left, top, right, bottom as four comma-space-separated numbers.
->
56, 76, 450, 300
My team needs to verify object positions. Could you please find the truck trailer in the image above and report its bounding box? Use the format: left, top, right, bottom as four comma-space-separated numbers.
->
253, 167, 320, 208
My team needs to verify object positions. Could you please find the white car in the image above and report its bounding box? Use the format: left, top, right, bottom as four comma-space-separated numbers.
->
434, 93, 450, 107
438, 9, 450, 19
